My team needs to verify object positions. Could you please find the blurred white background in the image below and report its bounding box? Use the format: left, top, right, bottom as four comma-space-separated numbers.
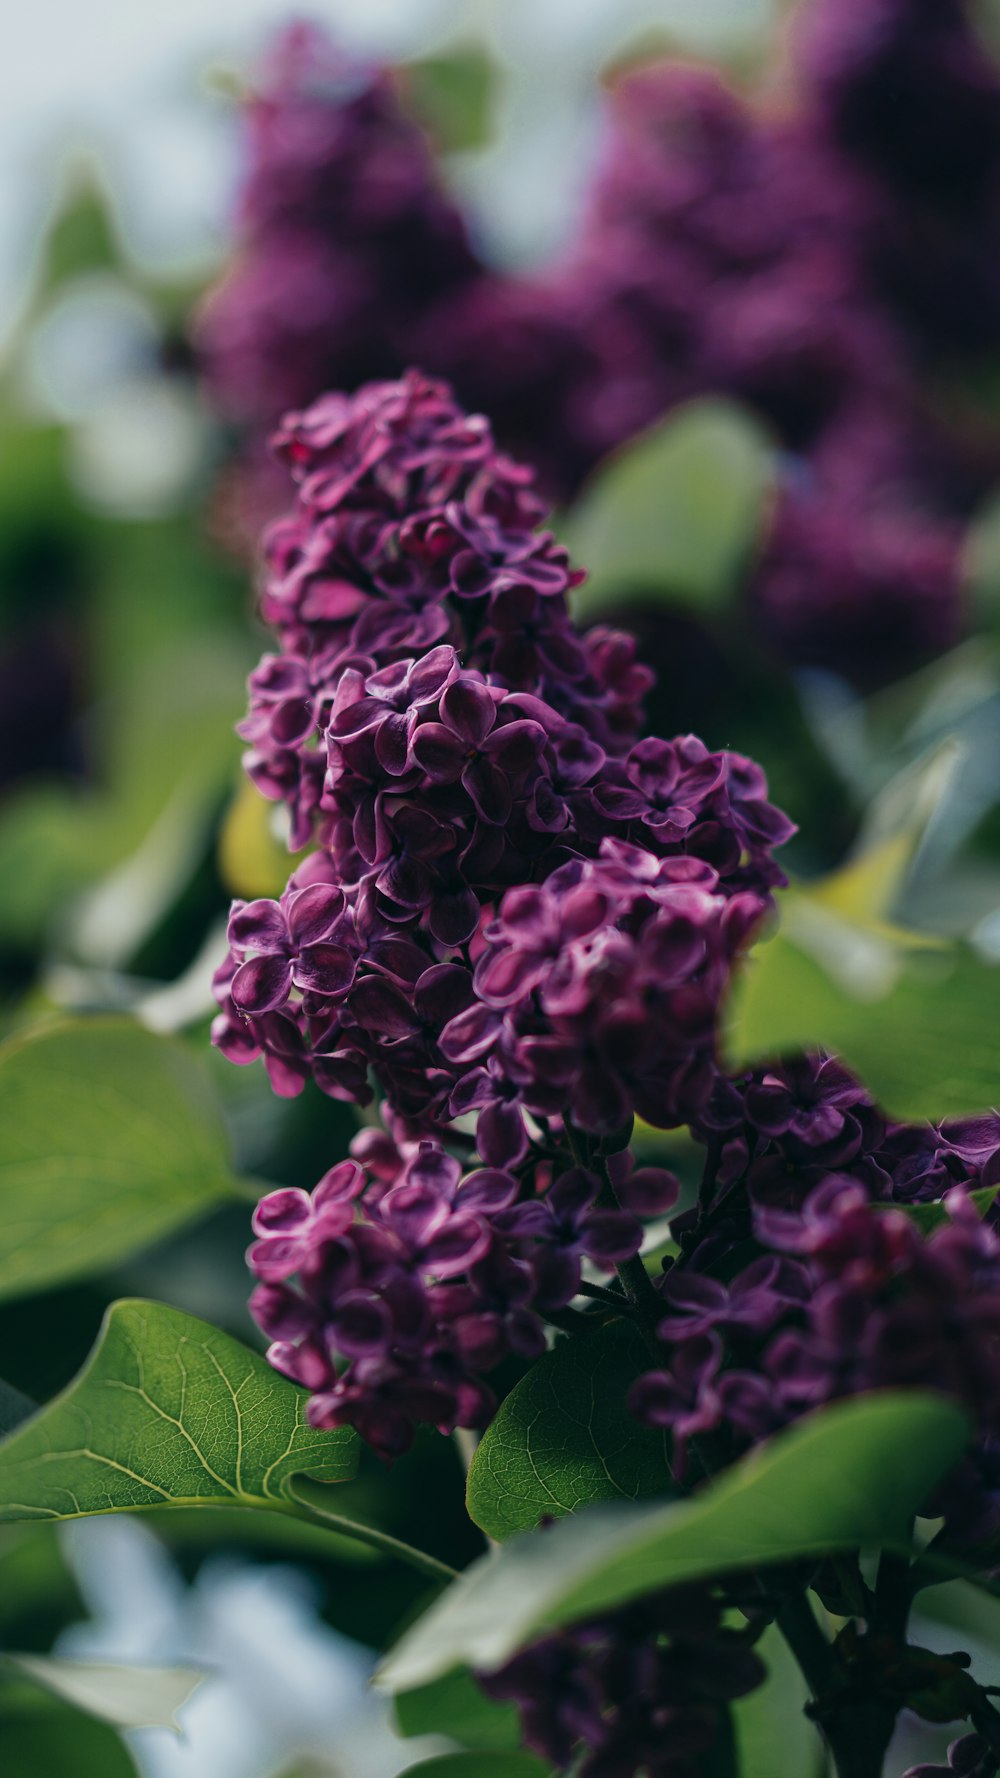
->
3, 0, 774, 344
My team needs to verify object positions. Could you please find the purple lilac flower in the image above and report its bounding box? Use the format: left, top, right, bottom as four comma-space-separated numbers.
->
247, 1139, 658, 1459
687, 1052, 1000, 1227
443, 839, 769, 1138
630, 1178, 1000, 1513
750, 482, 964, 682
195, 24, 478, 431
214, 372, 792, 1146
198, 14, 1000, 677
479, 1583, 765, 1778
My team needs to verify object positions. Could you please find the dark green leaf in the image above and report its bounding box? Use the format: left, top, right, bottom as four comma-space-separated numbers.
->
393, 1668, 522, 1751
378, 1393, 968, 1690
466, 1319, 672, 1541
0, 1018, 242, 1300
0, 1380, 35, 1436
0, 1298, 358, 1520
0, 1693, 138, 1778
567, 400, 773, 621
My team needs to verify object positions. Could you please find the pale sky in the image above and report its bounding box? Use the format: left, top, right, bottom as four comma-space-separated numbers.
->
4, 0, 772, 336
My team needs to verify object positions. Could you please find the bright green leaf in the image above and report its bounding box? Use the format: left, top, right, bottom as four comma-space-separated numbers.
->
0, 1018, 241, 1300
895, 1184, 1000, 1234
466, 1319, 672, 1542
567, 400, 773, 621
377, 1393, 968, 1690
727, 911, 1000, 1122
5, 1653, 203, 1731
0, 1298, 358, 1521
393, 1667, 522, 1751
403, 43, 497, 152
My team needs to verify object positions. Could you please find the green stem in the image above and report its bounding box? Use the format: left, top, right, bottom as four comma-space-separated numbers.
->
776, 1591, 895, 1778
287, 1476, 459, 1585
874, 1546, 912, 1640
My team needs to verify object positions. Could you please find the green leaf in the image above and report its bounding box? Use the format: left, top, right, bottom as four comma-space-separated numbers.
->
0, 1380, 34, 1436
393, 1668, 522, 1751
4, 1653, 203, 1731
567, 399, 773, 621
727, 908, 1000, 1122
0, 1298, 358, 1521
0, 1692, 138, 1778
0, 1018, 242, 1300
396, 1757, 551, 1778
734, 1627, 827, 1778
895, 1184, 1000, 1234
403, 43, 497, 152
466, 1319, 672, 1541
377, 1392, 968, 1690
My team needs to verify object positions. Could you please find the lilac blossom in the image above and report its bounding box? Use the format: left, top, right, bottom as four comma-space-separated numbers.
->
443, 841, 769, 1137
630, 1179, 1000, 1515
194, 24, 477, 430
214, 372, 792, 1148
479, 1583, 765, 1778
247, 1140, 654, 1460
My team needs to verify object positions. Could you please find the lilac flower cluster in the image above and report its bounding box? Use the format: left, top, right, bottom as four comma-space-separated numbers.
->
689, 1052, 1000, 1224
197, 4, 1000, 678
479, 1583, 765, 1778
195, 25, 476, 431
247, 1137, 674, 1460
632, 1178, 1000, 1524
213, 371, 792, 1153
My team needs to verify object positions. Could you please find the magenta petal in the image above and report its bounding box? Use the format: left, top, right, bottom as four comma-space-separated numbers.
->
457, 1168, 520, 1214
462, 756, 511, 825
383, 1182, 451, 1249
424, 1214, 490, 1276
252, 1187, 312, 1236
407, 643, 458, 704
350, 975, 421, 1039
411, 721, 464, 782
375, 711, 412, 777
231, 954, 294, 1014
439, 1001, 502, 1064
549, 1168, 599, 1218
441, 677, 495, 748
313, 1159, 366, 1210
293, 944, 357, 998
474, 945, 546, 1006
428, 887, 481, 947
333, 1291, 392, 1358
228, 899, 288, 955
485, 718, 546, 779
285, 883, 345, 949
580, 1210, 643, 1265
477, 1099, 529, 1167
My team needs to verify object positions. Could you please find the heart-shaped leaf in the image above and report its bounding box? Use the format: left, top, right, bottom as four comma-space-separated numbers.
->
0, 1298, 358, 1519
466, 1319, 672, 1541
